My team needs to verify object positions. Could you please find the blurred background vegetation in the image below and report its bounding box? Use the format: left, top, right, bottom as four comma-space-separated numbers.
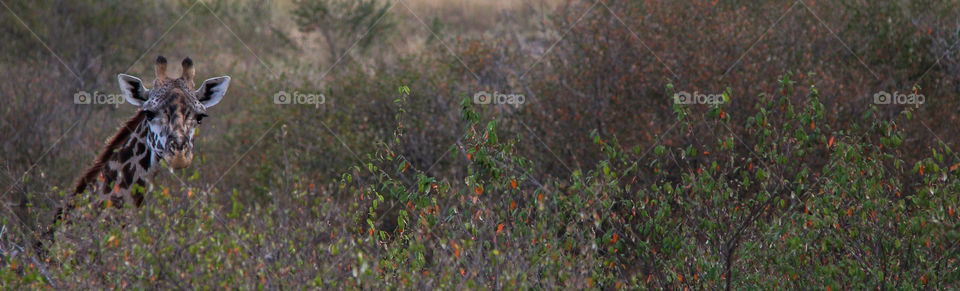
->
0, 0, 958, 289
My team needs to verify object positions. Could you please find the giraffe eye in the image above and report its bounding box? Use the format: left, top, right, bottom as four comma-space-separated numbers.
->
196, 114, 207, 124
144, 110, 157, 121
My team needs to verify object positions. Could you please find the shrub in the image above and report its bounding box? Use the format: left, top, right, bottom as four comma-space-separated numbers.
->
292, 0, 395, 64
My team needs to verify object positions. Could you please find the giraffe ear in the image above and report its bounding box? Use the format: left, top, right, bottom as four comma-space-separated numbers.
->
196, 76, 230, 108
118, 74, 149, 106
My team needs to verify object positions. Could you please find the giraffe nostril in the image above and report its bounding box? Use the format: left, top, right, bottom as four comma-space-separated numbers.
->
170, 138, 192, 152
169, 141, 183, 151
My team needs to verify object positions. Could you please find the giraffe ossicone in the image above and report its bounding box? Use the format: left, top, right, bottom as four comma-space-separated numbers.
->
53, 55, 231, 227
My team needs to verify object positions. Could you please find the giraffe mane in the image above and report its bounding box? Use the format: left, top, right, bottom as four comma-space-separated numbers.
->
73, 110, 148, 195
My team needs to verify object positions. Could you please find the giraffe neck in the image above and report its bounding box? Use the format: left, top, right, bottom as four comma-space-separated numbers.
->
51, 111, 157, 230
98, 120, 157, 206
73, 111, 159, 207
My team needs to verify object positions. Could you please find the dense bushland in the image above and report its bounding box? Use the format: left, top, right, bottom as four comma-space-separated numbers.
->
1, 0, 958, 289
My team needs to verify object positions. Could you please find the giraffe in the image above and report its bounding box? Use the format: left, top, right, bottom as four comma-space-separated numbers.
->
51, 55, 231, 229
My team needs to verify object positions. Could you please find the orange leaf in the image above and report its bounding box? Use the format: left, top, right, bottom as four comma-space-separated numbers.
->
496, 223, 504, 235
828, 136, 835, 148
475, 186, 483, 195
510, 179, 517, 189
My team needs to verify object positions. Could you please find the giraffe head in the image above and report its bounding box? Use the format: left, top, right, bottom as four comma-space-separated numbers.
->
117, 56, 230, 170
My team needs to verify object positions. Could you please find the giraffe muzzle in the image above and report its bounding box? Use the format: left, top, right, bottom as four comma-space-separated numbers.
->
167, 150, 193, 169
165, 138, 193, 169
